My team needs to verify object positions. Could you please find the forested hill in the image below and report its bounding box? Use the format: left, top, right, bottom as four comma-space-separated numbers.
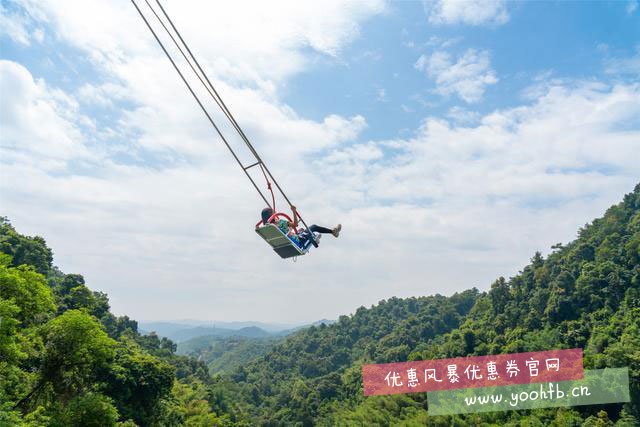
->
212, 184, 640, 426
2, 183, 639, 426
0, 217, 234, 425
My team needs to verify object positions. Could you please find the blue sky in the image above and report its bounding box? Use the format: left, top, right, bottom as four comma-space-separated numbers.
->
285, 1, 639, 140
1, 0, 639, 323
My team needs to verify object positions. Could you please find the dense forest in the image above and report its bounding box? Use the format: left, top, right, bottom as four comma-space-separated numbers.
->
1, 183, 639, 426
177, 335, 278, 375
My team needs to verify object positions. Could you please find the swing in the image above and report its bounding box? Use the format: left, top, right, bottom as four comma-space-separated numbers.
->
255, 213, 321, 259
132, 0, 322, 260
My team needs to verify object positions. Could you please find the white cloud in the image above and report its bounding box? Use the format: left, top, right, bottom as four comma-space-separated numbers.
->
18, 0, 385, 85
426, 0, 509, 26
605, 50, 640, 75
415, 49, 498, 103
0, 60, 93, 170
0, 3, 33, 45
447, 106, 480, 124
627, 1, 638, 15
401, 104, 414, 113
326, 82, 640, 205
32, 27, 44, 43
77, 83, 125, 108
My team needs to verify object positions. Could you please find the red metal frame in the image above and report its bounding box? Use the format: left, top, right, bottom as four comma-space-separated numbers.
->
255, 212, 299, 233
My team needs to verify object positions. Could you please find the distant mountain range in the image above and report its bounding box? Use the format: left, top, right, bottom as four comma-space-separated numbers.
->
139, 319, 335, 343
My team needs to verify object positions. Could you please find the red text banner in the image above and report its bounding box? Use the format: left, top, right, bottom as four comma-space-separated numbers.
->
362, 348, 583, 396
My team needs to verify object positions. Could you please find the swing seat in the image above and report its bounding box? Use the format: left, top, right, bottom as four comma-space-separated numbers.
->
255, 224, 321, 259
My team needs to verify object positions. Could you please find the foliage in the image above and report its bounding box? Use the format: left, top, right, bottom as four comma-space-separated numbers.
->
0, 254, 55, 326
178, 335, 279, 375
0, 217, 52, 275
49, 393, 120, 427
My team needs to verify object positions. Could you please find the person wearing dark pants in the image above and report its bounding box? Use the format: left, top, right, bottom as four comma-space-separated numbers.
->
259, 206, 341, 247
308, 224, 340, 236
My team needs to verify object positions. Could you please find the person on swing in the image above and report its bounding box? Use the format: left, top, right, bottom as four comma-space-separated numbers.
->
259, 206, 341, 247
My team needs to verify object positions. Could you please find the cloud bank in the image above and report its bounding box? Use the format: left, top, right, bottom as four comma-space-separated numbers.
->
2, 1, 639, 323
426, 0, 509, 26
415, 49, 498, 103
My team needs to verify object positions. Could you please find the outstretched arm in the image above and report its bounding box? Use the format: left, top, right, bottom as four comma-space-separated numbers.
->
290, 205, 299, 229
